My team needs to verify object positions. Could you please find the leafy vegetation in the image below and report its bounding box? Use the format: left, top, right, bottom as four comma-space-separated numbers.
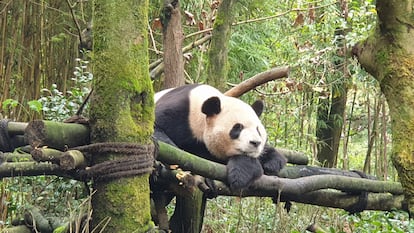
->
203, 197, 414, 233
39, 58, 93, 122
0, 58, 92, 228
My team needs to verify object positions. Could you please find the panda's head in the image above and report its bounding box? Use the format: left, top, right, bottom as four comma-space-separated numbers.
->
200, 96, 267, 161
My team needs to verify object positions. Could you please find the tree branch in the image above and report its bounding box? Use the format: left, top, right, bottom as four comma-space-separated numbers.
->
157, 141, 403, 195
224, 66, 290, 97
0, 161, 72, 179
155, 156, 406, 211
214, 181, 407, 211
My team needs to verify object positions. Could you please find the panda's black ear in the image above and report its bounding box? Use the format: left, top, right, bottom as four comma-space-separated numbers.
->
202, 97, 221, 116
251, 100, 264, 117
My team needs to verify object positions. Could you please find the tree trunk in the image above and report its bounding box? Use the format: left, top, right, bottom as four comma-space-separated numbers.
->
316, 92, 346, 168
169, 190, 206, 233
354, 0, 414, 215
161, 0, 185, 88
316, 2, 349, 168
90, 0, 154, 232
206, 0, 236, 91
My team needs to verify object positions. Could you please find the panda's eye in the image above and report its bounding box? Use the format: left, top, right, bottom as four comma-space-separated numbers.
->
230, 123, 244, 139
256, 126, 261, 136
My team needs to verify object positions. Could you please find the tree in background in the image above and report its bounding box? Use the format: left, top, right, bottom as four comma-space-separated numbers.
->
316, 1, 350, 168
353, 0, 414, 216
161, 0, 185, 88
205, 0, 236, 91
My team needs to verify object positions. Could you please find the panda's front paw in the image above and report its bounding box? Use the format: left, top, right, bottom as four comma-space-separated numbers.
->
226, 155, 263, 191
260, 146, 287, 175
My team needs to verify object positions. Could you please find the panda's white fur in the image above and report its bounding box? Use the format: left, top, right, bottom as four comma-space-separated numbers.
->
155, 84, 266, 161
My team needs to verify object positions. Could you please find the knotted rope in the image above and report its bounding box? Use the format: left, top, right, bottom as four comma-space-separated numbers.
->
72, 142, 156, 181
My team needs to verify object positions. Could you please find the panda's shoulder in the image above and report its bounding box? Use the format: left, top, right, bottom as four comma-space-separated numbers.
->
156, 84, 223, 105
155, 84, 196, 102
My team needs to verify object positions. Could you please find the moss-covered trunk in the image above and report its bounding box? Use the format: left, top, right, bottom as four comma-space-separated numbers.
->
354, 0, 414, 215
90, 0, 154, 232
206, 0, 236, 91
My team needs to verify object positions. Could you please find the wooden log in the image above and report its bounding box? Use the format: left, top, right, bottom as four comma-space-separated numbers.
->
0, 162, 69, 179
7, 122, 28, 136
156, 165, 407, 212
30, 147, 63, 164
10, 135, 27, 149
276, 148, 308, 165
25, 120, 90, 150
0, 151, 33, 163
279, 165, 377, 180
60, 150, 87, 170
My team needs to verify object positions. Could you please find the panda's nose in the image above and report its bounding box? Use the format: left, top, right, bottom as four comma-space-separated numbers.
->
250, 140, 261, 147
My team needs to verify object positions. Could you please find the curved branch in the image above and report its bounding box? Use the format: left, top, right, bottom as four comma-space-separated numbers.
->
214, 181, 406, 211
253, 174, 402, 195
224, 66, 290, 97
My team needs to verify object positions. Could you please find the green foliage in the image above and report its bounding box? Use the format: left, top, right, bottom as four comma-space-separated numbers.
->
203, 197, 413, 233
345, 211, 414, 233
27, 100, 42, 113
39, 58, 93, 121
2, 99, 19, 112
2, 99, 40, 119
1, 58, 93, 228
4, 177, 86, 218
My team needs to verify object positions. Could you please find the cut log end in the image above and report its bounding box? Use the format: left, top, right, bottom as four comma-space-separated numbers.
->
25, 120, 46, 148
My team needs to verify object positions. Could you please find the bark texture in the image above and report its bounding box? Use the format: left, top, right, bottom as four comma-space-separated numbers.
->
354, 0, 414, 215
206, 0, 236, 91
90, 0, 155, 232
161, 0, 185, 88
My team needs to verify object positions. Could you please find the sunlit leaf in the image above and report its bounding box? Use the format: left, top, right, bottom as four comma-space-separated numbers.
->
28, 100, 43, 113
2, 99, 18, 111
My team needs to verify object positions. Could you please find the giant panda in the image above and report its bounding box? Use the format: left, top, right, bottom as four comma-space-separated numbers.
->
154, 84, 287, 191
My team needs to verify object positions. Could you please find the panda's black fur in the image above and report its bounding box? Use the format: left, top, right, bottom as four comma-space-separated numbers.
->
154, 84, 287, 190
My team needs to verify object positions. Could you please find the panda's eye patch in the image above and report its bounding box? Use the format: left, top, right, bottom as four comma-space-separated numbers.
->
230, 123, 244, 139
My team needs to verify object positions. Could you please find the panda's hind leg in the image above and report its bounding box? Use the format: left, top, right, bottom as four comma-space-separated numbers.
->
259, 144, 288, 175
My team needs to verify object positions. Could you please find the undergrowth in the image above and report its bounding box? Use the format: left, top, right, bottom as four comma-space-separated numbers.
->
201, 196, 413, 233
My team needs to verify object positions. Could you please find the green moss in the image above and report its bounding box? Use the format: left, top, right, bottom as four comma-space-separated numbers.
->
375, 49, 389, 65
380, 54, 414, 215
213, 16, 224, 27
92, 176, 154, 232
90, 0, 154, 232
